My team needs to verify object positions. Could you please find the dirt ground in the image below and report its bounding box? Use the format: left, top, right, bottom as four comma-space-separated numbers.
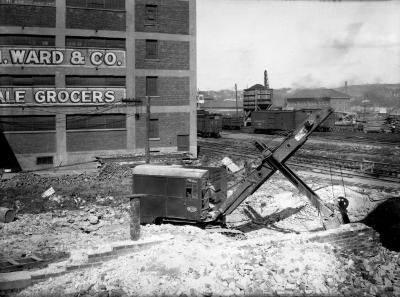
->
1, 143, 400, 296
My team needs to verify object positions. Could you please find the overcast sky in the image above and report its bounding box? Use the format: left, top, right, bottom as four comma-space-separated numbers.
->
197, 0, 400, 90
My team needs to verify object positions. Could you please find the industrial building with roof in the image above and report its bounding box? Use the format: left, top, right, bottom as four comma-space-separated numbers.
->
286, 88, 350, 112
0, 0, 197, 171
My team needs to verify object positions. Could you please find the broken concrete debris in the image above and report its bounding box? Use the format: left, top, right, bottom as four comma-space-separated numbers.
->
41, 187, 55, 198
221, 156, 241, 173
11, 224, 400, 297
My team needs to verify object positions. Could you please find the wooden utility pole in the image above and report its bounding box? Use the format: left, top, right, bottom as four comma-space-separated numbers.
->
145, 96, 151, 164
235, 83, 238, 118
129, 195, 141, 240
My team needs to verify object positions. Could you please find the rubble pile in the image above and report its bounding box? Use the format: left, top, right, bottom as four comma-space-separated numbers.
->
97, 164, 132, 182
15, 225, 400, 297
338, 248, 400, 295
0, 164, 132, 213
0, 205, 131, 261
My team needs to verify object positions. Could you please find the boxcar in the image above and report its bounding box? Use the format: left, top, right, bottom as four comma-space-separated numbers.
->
222, 115, 243, 130
251, 109, 337, 133
251, 110, 307, 133
197, 110, 222, 137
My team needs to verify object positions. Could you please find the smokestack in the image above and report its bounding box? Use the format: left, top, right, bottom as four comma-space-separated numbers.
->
264, 70, 269, 88
345, 81, 348, 94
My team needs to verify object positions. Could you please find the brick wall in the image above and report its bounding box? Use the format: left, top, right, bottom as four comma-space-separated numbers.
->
66, 8, 126, 31
0, 4, 56, 27
66, 130, 127, 152
307, 223, 381, 255
135, 76, 190, 106
135, 0, 189, 35
135, 112, 190, 148
5, 132, 56, 154
136, 40, 189, 70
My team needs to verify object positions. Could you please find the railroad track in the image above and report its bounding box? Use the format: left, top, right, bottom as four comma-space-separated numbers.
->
198, 140, 400, 183
224, 131, 400, 146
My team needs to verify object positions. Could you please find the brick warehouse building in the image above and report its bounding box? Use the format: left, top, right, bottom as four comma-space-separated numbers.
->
0, 0, 197, 171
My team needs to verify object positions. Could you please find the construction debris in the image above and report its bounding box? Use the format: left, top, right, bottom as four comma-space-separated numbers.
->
221, 156, 241, 173
11, 224, 400, 297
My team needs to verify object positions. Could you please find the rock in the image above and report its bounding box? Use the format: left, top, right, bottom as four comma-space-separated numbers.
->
88, 215, 100, 225
325, 277, 335, 288
384, 278, 392, 287
109, 289, 125, 297
95, 291, 109, 297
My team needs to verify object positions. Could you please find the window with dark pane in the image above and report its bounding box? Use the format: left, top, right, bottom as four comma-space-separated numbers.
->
145, 4, 157, 25
0, 35, 55, 47
66, 36, 125, 49
66, 0, 125, 9
66, 114, 126, 130
87, 0, 104, 9
146, 76, 158, 96
0, 116, 56, 132
149, 119, 159, 139
0, 75, 55, 86
66, 76, 125, 87
145, 39, 158, 59
105, 0, 124, 9
36, 156, 53, 165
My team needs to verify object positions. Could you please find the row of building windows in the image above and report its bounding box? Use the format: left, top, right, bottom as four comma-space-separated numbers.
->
0, 36, 163, 56
0, 35, 125, 49
0, 75, 126, 87
0, 0, 54, 6
66, 0, 125, 10
0, 114, 160, 137
0, 0, 125, 9
0, 75, 159, 96
0, 3, 160, 24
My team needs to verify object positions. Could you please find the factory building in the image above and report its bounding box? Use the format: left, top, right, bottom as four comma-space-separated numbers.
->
0, 0, 197, 171
286, 89, 350, 112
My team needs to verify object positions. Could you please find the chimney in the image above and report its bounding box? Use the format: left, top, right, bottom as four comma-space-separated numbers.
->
264, 70, 269, 88
345, 81, 348, 94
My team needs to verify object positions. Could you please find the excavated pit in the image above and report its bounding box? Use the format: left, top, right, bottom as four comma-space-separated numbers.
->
363, 197, 400, 252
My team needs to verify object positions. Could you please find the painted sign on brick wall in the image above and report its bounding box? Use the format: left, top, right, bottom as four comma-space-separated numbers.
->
0, 48, 125, 67
0, 88, 126, 104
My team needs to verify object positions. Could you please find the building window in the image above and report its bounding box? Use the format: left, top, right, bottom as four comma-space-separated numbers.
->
66, 0, 125, 10
0, 0, 55, 5
36, 156, 53, 165
146, 76, 158, 97
145, 4, 157, 26
0, 116, 56, 132
145, 39, 158, 59
0, 75, 55, 86
66, 114, 126, 130
66, 76, 125, 87
149, 119, 159, 139
0, 35, 55, 47
66, 36, 125, 49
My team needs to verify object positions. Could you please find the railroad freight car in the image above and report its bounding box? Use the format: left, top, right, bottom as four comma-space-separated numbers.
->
251, 109, 336, 133
197, 110, 222, 138
222, 115, 243, 130
251, 110, 307, 133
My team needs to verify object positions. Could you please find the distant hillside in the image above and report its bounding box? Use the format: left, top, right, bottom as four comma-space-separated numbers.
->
200, 84, 400, 109
335, 84, 400, 108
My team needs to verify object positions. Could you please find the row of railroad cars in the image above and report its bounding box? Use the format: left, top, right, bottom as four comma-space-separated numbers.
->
198, 108, 397, 137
